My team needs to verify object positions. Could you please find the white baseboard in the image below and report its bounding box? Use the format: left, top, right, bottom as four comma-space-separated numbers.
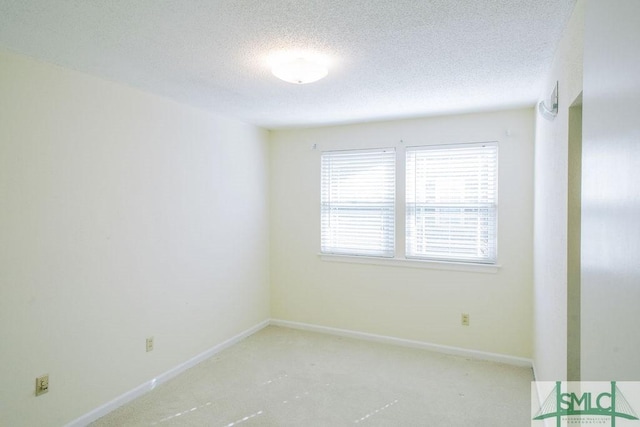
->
270, 318, 533, 368
531, 360, 539, 380
65, 319, 270, 427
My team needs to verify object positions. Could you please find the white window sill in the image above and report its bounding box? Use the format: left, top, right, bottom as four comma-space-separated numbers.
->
318, 253, 500, 274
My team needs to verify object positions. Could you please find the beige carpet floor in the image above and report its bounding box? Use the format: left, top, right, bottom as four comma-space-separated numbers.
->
91, 326, 533, 426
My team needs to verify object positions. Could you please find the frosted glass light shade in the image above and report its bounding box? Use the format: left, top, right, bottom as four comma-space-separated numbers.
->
271, 56, 328, 84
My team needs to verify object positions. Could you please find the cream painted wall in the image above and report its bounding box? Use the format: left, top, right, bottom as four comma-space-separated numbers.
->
270, 109, 534, 358
581, 0, 640, 380
532, 0, 584, 381
0, 50, 270, 426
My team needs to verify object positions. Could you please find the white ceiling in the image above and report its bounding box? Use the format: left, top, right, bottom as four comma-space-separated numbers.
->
0, 0, 575, 129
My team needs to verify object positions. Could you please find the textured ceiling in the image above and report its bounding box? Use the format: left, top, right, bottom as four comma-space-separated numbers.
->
0, 0, 575, 129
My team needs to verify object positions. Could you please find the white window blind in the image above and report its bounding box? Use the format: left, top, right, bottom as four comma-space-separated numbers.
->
406, 143, 498, 264
321, 148, 395, 257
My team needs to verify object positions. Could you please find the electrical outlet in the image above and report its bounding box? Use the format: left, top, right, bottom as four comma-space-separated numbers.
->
461, 313, 470, 326
146, 337, 154, 352
35, 374, 49, 396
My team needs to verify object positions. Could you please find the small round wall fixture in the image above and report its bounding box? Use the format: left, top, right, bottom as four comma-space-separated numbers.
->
539, 81, 559, 120
270, 52, 329, 84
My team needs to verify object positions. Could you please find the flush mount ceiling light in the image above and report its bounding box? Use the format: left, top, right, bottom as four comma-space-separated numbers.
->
270, 52, 329, 84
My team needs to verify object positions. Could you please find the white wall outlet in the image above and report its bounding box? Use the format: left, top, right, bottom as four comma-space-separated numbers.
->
146, 337, 154, 352
461, 313, 470, 326
35, 374, 49, 396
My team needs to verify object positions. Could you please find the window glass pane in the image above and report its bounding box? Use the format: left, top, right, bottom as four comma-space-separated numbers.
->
321, 148, 395, 257
406, 143, 498, 263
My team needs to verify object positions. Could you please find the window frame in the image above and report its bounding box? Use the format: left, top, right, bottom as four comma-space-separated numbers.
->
320, 147, 396, 258
318, 141, 500, 273
405, 142, 498, 265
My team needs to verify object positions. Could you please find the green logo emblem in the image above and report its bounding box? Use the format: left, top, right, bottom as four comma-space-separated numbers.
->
533, 381, 639, 426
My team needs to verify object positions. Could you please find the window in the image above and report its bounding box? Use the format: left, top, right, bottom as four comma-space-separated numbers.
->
321, 148, 395, 257
406, 143, 498, 264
